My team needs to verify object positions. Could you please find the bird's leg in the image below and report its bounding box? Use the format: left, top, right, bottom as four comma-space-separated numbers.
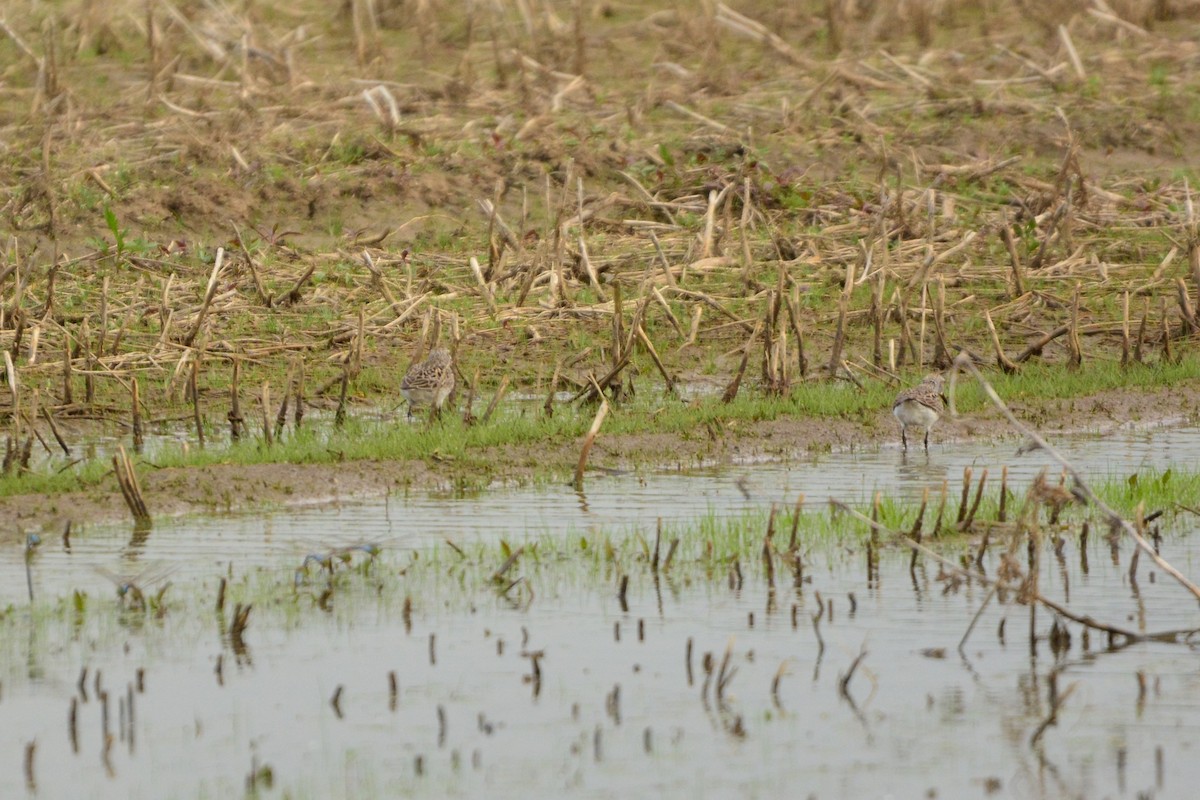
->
923, 429, 930, 451
901, 428, 908, 451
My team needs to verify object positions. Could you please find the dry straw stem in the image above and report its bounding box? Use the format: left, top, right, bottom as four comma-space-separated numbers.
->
112, 445, 150, 525
183, 248, 224, 348
635, 324, 675, 395
573, 379, 609, 491
951, 353, 1200, 603
480, 374, 510, 424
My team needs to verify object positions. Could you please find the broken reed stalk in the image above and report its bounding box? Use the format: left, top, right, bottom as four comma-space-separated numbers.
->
183, 248, 224, 347
80, 319, 94, 406
228, 359, 243, 441
959, 468, 988, 531
334, 368, 349, 427
574, 383, 609, 491
1175, 277, 1197, 333
490, 546, 524, 583
4, 351, 18, 441
131, 377, 144, 453
1067, 283, 1083, 368
469, 256, 497, 317
1000, 215, 1025, 298
894, 290, 912, 367
738, 177, 753, 285
826, 260, 855, 376
953, 354, 1200, 602
662, 537, 680, 572
19, 407, 50, 458
280, 263, 317, 306
460, 366, 479, 425
763, 504, 777, 588
480, 375, 510, 424
783, 293, 807, 377
788, 493, 805, 553
98, 275, 108, 355
651, 517, 663, 573
1120, 291, 1131, 366
542, 363, 560, 419
1134, 297, 1149, 362
61, 334, 73, 405
931, 279, 951, 368
112, 445, 151, 525
39, 393, 69, 456
274, 364, 293, 441
838, 647, 867, 699
260, 382, 273, 446
998, 466, 1009, 523
984, 310, 1019, 373
1160, 297, 1174, 363
635, 325, 675, 395
871, 270, 884, 368
761, 283, 786, 393
611, 280, 624, 366
721, 319, 763, 403
293, 359, 305, 430
956, 467, 972, 526
190, 359, 204, 448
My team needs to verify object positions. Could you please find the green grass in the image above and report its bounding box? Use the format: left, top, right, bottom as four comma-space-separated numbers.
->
0, 357, 1196, 501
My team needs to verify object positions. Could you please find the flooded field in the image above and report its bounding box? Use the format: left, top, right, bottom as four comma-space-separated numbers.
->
3, 426, 1200, 799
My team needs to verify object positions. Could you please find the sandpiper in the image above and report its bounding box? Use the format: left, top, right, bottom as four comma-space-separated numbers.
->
401, 347, 455, 417
893, 373, 946, 451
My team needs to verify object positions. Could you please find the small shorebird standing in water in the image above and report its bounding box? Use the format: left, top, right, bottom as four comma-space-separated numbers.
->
893, 373, 946, 451
401, 347, 455, 418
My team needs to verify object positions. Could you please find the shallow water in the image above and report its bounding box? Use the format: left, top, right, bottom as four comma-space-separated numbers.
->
11, 422, 1200, 604
3, 424, 1200, 798
4, 531, 1200, 799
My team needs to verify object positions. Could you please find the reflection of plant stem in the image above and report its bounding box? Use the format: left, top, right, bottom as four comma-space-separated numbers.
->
1030, 681, 1078, 746
24, 532, 37, 605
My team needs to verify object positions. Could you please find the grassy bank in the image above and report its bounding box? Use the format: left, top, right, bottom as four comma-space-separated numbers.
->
0, 357, 1195, 501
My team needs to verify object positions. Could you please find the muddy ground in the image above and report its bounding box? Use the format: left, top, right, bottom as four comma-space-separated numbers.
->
4, 378, 1197, 538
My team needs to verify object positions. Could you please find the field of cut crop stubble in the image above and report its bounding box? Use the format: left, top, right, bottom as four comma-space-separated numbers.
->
1, 0, 1200, 513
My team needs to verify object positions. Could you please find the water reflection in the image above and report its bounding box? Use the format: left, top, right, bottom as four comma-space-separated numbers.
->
897, 448, 950, 488
4, 527, 1194, 798
0, 423, 1198, 797
6, 424, 1200, 610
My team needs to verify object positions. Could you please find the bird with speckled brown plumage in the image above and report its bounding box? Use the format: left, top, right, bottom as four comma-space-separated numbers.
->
401, 348, 454, 418
893, 373, 945, 451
